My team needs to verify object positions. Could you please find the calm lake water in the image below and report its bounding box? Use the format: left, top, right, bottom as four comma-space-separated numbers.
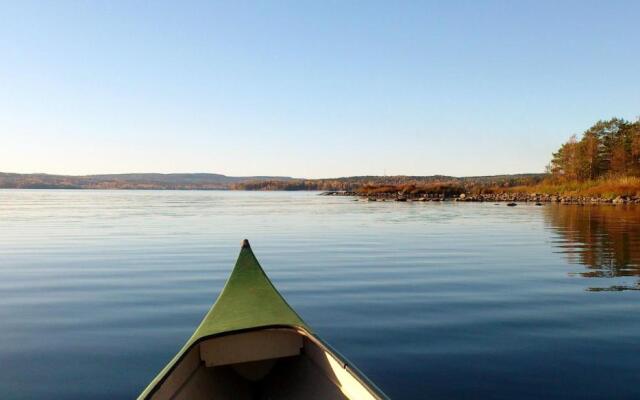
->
1, 190, 639, 399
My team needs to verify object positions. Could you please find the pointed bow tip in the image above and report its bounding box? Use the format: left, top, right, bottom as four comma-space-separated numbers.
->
241, 239, 251, 249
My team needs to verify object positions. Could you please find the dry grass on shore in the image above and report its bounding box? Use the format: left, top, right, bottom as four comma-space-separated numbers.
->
508, 177, 640, 198
356, 177, 640, 199
357, 182, 465, 196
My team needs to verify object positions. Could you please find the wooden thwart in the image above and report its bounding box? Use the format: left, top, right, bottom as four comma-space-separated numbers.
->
200, 330, 302, 367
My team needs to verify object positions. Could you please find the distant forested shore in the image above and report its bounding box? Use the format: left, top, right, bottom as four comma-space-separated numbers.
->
2, 117, 639, 201
0, 173, 294, 190
0, 171, 544, 192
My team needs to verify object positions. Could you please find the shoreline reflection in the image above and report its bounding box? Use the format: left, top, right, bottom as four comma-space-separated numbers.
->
544, 204, 640, 291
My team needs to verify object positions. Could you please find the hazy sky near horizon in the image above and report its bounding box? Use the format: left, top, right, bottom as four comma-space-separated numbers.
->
1, 1, 639, 178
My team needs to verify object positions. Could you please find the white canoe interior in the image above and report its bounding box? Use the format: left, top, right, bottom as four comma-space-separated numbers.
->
149, 328, 380, 400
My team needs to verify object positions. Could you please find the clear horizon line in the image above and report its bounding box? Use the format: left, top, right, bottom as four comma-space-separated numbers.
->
0, 170, 546, 179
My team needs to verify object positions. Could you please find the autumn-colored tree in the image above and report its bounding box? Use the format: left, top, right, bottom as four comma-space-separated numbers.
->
581, 130, 600, 179
632, 124, 640, 175
550, 118, 640, 181
550, 135, 580, 180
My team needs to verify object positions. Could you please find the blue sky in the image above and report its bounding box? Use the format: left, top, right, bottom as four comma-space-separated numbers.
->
1, 1, 639, 178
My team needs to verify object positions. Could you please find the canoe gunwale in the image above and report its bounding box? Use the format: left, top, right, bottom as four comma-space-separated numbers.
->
140, 324, 388, 400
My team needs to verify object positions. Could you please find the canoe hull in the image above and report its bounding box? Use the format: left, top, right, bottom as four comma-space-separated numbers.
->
138, 241, 388, 399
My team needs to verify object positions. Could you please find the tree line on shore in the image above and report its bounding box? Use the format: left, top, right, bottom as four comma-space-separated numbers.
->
549, 118, 640, 181
238, 117, 640, 197
327, 117, 640, 198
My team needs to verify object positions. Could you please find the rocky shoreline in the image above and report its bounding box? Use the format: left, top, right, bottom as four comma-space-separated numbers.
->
320, 191, 640, 205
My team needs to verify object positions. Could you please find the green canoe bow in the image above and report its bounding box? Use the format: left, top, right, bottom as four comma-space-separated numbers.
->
192, 239, 310, 338
138, 239, 388, 400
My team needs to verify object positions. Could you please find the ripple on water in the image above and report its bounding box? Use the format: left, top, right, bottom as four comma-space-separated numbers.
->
1, 191, 640, 399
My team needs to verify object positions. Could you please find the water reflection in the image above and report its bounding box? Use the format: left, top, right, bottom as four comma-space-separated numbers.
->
544, 205, 640, 291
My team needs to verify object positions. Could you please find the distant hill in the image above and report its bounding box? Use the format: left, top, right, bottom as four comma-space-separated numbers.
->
0, 172, 545, 190
0, 172, 295, 190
